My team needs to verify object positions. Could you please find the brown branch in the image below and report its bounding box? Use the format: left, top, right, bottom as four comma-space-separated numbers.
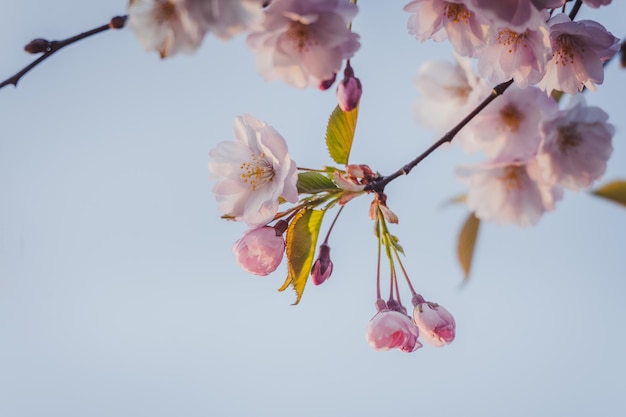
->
365, 79, 514, 194
0, 15, 127, 90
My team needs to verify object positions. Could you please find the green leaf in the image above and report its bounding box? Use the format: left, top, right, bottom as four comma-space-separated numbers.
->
591, 180, 626, 208
388, 234, 404, 256
278, 209, 325, 305
325, 104, 359, 165
457, 212, 480, 281
296, 172, 338, 194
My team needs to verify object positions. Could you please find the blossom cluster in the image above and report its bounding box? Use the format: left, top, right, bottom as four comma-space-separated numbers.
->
408, 0, 618, 227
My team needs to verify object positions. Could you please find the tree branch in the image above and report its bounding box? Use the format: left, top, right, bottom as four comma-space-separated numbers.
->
0, 15, 127, 90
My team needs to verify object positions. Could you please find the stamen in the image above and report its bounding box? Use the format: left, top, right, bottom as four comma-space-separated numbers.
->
497, 29, 529, 53
557, 125, 582, 154
499, 166, 524, 191
240, 153, 275, 191
286, 21, 314, 52
500, 104, 524, 132
444, 4, 472, 24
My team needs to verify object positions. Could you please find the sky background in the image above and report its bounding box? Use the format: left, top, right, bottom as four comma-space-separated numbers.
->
1, 1, 625, 416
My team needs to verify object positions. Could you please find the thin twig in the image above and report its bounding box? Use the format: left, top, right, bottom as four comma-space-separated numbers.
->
365, 79, 514, 194
0, 15, 127, 90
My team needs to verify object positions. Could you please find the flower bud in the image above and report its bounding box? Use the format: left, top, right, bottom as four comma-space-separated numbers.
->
336, 62, 362, 112
233, 226, 285, 276
366, 310, 422, 353
311, 243, 333, 285
412, 296, 456, 347
24, 38, 50, 54
319, 73, 337, 90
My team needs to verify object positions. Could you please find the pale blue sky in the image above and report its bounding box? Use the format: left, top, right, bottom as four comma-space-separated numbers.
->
1, 1, 625, 416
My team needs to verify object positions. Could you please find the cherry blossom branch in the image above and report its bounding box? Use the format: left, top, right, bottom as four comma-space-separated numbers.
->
0, 15, 127, 90
365, 79, 514, 194
568, 0, 583, 20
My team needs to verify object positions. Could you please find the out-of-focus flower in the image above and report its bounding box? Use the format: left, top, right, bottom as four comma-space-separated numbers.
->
539, 14, 620, 95
208, 115, 298, 227
464, 86, 558, 160
467, 0, 546, 31
192, 0, 265, 40
311, 243, 333, 285
246, 0, 360, 88
412, 296, 456, 347
128, 0, 207, 58
456, 158, 563, 227
336, 61, 362, 112
412, 55, 491, 144
404, 0, 488, 57
537, 97, 614, 191
366, 310, 422, 353
582, 0, 612, 8
477, 22, 552, 87
233, 225, 286, 275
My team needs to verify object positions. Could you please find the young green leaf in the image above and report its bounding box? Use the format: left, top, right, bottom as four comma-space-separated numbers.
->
457, 212, 480, 281
278, 209, 325, 305
325, 104, 359, 165
296, 172, 338, 194
591, 179, 626, 208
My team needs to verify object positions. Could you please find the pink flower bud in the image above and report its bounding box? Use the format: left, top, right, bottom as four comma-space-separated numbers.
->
336, 62, 362, 112
311, 243, 333, 285
412, 298, 456, 347
319, 73, 337, 90
233, 226, 285, 276
366, 310, 422, 353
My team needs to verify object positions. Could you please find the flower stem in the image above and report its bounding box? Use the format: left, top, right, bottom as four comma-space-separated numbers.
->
569, 0, 583, 20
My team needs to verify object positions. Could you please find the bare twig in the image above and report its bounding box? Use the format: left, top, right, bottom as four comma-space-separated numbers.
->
0, 15, 127, 90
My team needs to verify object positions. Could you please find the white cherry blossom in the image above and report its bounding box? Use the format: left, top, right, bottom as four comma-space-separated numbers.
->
537, 97, 614, 190
246, 0, 360, 89
208, 115, 298, 227
192, 0, 265, 40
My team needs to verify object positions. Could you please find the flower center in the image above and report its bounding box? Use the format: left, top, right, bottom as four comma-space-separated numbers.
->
286, 21, 312, 52
444, 3, 472, 24
500, 104, 524, 132
556, 125, 582, 154
499, 166, 524, 191
554, 35, 583, 67
497, 29, 528, 52
240, 153, 274, 191
153, 0, 177, 22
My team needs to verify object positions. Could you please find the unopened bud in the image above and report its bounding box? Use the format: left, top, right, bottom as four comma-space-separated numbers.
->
319, 73, 337, 90
24, 38, 50, 54
311, 243, 333, 285
620, 40, 626, 69
336, 61, 362, 112
109, 16, 128, 30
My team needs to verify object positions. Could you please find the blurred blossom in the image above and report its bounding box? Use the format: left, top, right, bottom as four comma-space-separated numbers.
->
311, 243, 333, 285
233, 226, 285, 275
537, 96, 614, 191
464, 86, 558, 160
208, 115, 298, 227
583, 0, 612, 8
456, 159, 562, 227
467, 0, 546, 31
366, 310, 422, 353
412, 55, 490, 143
412, 297, 456, 347
246, 0, 360, 88
192, 0, 265, 40
477, 21, 552, 87
539, 14, 620, 95
404, 0, 488, 58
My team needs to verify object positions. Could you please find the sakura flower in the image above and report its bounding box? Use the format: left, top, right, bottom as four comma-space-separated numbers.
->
191, 0, 265, 40
412, 55, 491, 143
246, 0, 361, 89
582, 0, 612, 8
464, 86, 558, 160
311, 243, 333, 285
208, 115, 298, 227
456, 158, 563, 227
537, 97, 614, 190
404, 0, 488, 57
412, 295, 456, 347
128, 0, 207, 58
477, 22, 552, 87
233, 225, 286, 276
538, 14, 620, 95
366, 310, 422, 353
466, 0, 547, 31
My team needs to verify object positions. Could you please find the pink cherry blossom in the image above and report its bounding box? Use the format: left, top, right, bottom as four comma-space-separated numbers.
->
464, 86, 558, 160
208, 115, 298, 227
537, 97, 614, 191
582, 0, 612, 8
233, 226, 285, 276
456, 158, 563, 227
366, 310, 422, 353
128, 0, 207, 58
412, 298, 456, 347
539, 14, 620, 95
467, 0, 546, 31
191, 0, 265, 40
246, 0, 360, 89
477, 22, 552, 87
404, 0, 488, 58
